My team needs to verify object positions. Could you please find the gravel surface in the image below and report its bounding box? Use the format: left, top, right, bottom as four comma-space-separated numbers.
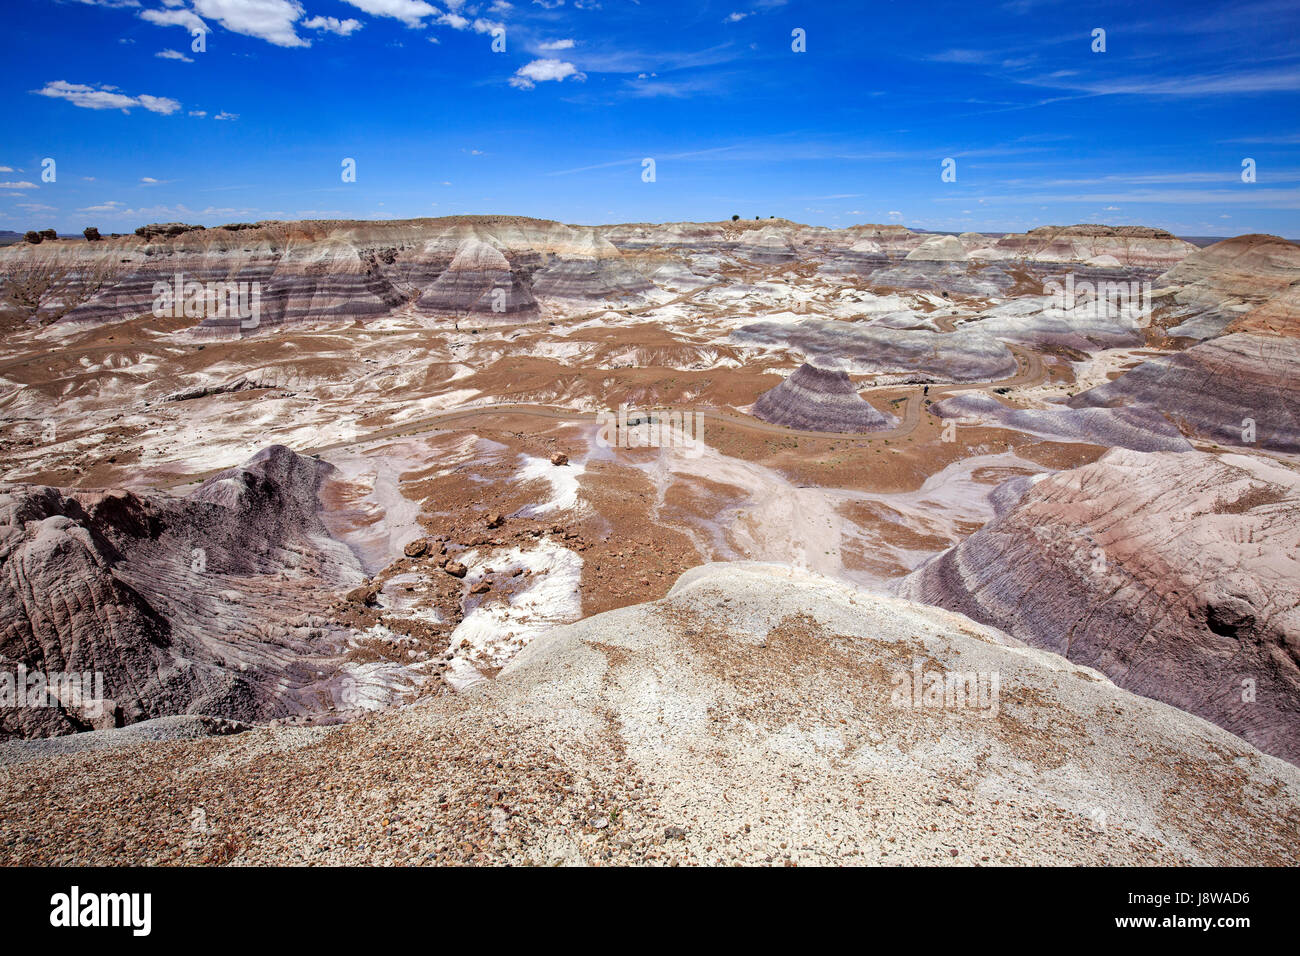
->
0, 716, 250, 767
2, 563, 1297, 866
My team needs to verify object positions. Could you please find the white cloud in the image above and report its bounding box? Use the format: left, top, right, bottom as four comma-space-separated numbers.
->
302, 15, 363, 35
509, 58, 585, 90
190, 0, 310, 48
0, 167, 12, 173
33, 81, 181, 114
17, 203, 57, 212
139, 7, 209, 33
189, 109, 207, 116
155, 48, 194, 61
79, 201, 126, 213
0, 182, 39, 190
430, 12, 504, 34
725, 11, 748, 22
138, 93, 183, 114
340, 0, 438, 26
141, 177, 160, 184
537, 38, 574, 50
214, 111, 239, 120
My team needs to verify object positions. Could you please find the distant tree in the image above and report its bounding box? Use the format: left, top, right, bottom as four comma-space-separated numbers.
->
731, 214, 740, 221
754, 215, 759, 220
84, 226, 101, 241
24, 231, 41, 244
38, 229, 57, 241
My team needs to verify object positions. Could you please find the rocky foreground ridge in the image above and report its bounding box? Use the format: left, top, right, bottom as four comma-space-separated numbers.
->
1, 563, 1297, 865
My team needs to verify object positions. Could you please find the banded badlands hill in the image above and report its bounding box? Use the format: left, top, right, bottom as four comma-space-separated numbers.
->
1, 217, 1297, 865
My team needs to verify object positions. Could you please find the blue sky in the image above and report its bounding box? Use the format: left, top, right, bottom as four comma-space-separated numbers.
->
3, 0, 1299, 236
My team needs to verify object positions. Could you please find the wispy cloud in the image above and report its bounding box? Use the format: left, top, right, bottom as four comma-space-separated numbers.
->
32, 80, 181, 114
1020, 65, 1300, 97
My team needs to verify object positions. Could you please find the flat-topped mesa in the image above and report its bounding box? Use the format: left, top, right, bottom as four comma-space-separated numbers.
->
817, 237, 889, 277
1154, 234, 1300, 339
1068, 332, 1300, 452
752, 362, 896, 432
529, 232, 653, 301
134, 222, 206, 241
0, 216, 634, 331
416, 238, 539, 323
865, 233, 1020, 294
597, 217, 814, 253
987, 223, 1198, 269
899, 448, 1300, 766
905, 234, 969, 262
0, 216, 1256, 334
10, 231, 407, 335
734, 318, 1019, 382
838, 223, 920, 256
0, 445, 368, 739
735, 226, 799, 263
